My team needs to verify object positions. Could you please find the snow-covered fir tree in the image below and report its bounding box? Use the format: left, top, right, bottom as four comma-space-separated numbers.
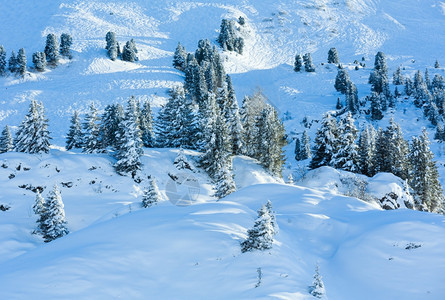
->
218, 19, 244, 54
334, 69, 351, 94
15, 100, 51, 154
0, 125, 13, 153
114, 96, 144, 177
409, 129, 444, 213
287, 174, 294, 184
140, 100, 155, 148
44, 33, 59, 66
327, 47, 339, 64
0, 45, 6, 76
65, 111, 83, 150
60, 33, 73, 59
413, 70, 430, 107
294, 137, 302, 161
301, 129, 311, 160
214, 165, 236, 199
435, 59, 440, 69
41, 184, 69, 242
309, 265, 326, 299
8, 50, 17, 73
256, 105, 286, 177
16, 48, 27, 76
122, 39, 138, 62
345, 81, 359, 114
105, 31, 118, 60
33, 191, 46, 234
142, 176, 161, 208
331, 112, 359, 172
174, 147, 194, 171
358, 125, 376, 176
240, 91, 267, 157
370, 92, 384, 121
241, 202, 276, 252
294, 54, 303, 72
369, 51, 389, 95
309, 113, 338, 169
99, 104, 123, 149
303, 53, 315, 72
173, 42, 187, 71
404, 77, 413, 96
393, 66, 404, 85
32, 51, 46, 72
224, 75, 244, 155
82, 103, 102, 153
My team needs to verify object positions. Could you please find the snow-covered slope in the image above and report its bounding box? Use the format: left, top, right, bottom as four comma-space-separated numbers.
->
1, 0, 445, 299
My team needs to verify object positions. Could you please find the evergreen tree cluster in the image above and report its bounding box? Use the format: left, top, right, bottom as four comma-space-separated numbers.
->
0, 33, 72, 77
217, 19, 245, 54
105, 31, 137, 62
309, 113, 444, 213
33, 185, 69, 243
294, 53, 315, 72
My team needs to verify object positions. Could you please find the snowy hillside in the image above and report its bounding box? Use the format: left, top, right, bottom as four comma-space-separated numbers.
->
1, 0, 445, 299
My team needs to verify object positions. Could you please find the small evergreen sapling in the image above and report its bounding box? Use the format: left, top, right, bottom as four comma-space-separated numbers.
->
241, 201, 276, 252
0, 125, 14, 153
309, 265, 326, 299
41, 184, 69, 242
174, 147, 194, 171
142, 176, 161, 208
435, 59, 440, 69
214, 166, 236, 199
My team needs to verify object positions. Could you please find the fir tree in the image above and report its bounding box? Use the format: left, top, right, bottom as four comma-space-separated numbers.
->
218, 19, 244, 54
214, 166, 236, 199
98, 104, 123, 149
309, 113, 338, 169
331, 112, 359, 172
301, 129, 311, 160
358, 125, 376, 176
114, 96, 144, 177
32, 51, 46, 72
60, 33, 73, 59
435, 59, 440, 69
287, 173, 294, 184
413, 70, 429, 107
404, 77, 413, 96
294, 137, 302, 161
8, 51, 17, 73
105, 31, 118, 61
435, 123, 445, 142
409, 129, 444, 213
432, 74, 445, 91
225, 76, 244, 155
16, 48, 27, 76
122, 39, 138, 62
327, 47, 339, 64
41, 184, 69, 242
142, 176, 161, 208
241, 202, 276, 252
369, 51, 389, 95
336, 97, 343, 110
82, 103, 101, 153
15, 101, 51, 154
370, 92, 384, 121
65, 111, 83, 150
303, 53, 315, 72
44, 33, 59, 66
309, 265, 326, 299
294, 54, 303, 72
425, 68, 431, 90
33, 191, 46, 234
345, 81, 359, 114
174, 147, 194, 171
140, 100, 155, 148
393, 66, 404, 85
0, 45, 6, 76
173, 42, 187, 71
0, 125, 13, 153
384, 119, 409, 180
334, 69, 350, 94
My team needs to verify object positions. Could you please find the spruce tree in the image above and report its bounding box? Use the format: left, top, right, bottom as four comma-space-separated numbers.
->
140, 100, 155, 148
41, 184, 69, 242
294, 54, 303, 72
82, 103, 101, 153
404, 77, 413, 96
369, 51, 388, 94
409, 129, 444, 213
294, 137, 302, 161
16, 48, 27, 76
334, 69, 350, 94
173, 42, 187, 71
345, 81, 359, 114
114, 96, 144, 177
384, 119, 409, 180
60, 33, 73, 59
224, 76, 244, 155
32, 52, 46, 72
241, 202, 276, 252
65, 111, 83, 150
327, 47, 339, 64
174, 147, 194, 171
303, 53, 315, 72
99, 104, 123, 149
8, 51, 17, 73
370, 92, 384, 120
142, 176, 161, 208
218, 19, 244, 54
122, 39, 138, 62
435, 60, 440, 69
358, 125, 376, 176
214, 166, 236, 199
309, 265, 326, 299
33, 191, 46, 234
309, 113, 338, 169
331, 112, 359, 172
413, 70, 429, 107
15, 101, 51, 154
240, 91, 267, 157
301, 129, 311, 160
393, 66, 404, 85
44, 33, 59, 66
0, 125, 13, 153
105, 31, 118, 60
0, 46, 6, 76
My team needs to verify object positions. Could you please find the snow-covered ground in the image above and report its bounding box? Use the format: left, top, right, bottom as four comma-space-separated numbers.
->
1, 0, 445, 299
